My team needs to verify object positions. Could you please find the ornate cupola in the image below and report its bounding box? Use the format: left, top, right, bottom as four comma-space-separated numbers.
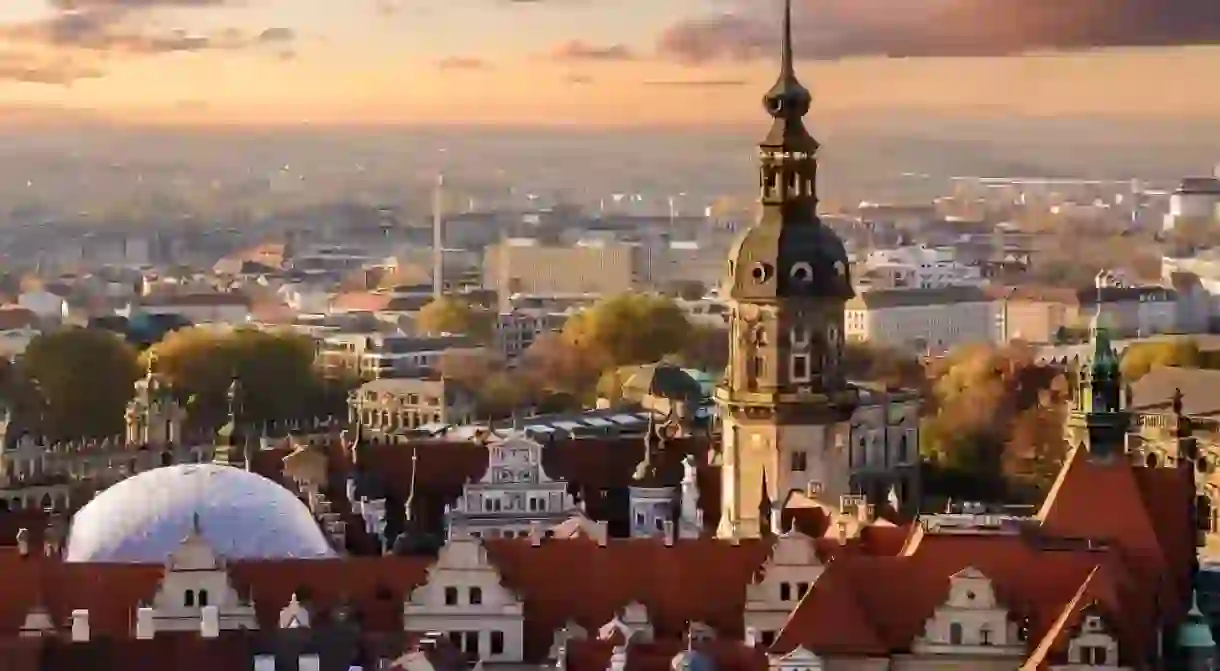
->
724, 0, 853, 304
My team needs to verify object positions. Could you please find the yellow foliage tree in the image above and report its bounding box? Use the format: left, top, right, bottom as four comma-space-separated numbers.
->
561, 293, 692, 369
19, 328, 141, 439
415, 297, 494, 343
143, 327, 319, 428
1119, 339, 1201, 382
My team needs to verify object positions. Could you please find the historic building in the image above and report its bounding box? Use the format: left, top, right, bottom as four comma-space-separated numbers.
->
445, 430, 581, 540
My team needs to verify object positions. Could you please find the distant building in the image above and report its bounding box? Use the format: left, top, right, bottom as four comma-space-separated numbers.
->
845, 286, 999, 354
856, 244, 984, 290
349, 378, 477, 435
483, 238, 637, 297
1163, 176, 1220, 231
317, 333, 483, 379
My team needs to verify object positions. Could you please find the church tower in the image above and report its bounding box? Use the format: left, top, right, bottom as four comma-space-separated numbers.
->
715, 0, 858, 539
1065, 314, 1129, 459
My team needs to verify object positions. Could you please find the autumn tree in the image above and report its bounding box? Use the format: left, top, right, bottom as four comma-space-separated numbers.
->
519, 333, 606, 402
561, 293, 692, 368
436, 349, 502, 388
676, 323, 729, 374
144, 327, 319, 430
842, 342, 927, 391
18, 328, 141, 439
415, 297, 494, 343
921, 342, 1069, 498
1119, 338, 1202, 382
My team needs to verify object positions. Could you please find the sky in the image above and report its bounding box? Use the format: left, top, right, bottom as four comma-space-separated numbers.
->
1, 0, 1220, 126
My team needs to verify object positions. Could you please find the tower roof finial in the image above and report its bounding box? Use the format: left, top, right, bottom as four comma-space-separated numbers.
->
781, 0, 794, 78
762, 0, 811, 122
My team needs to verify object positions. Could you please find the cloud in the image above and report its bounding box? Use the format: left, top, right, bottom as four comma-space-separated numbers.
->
436, 56, 491, 71
548, 40, 635, 62
0, 1, 295, 57
0, 52, 103, 85
657, 0, 1220, 63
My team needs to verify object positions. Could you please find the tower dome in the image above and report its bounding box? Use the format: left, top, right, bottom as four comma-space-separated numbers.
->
65, 464, 337, 563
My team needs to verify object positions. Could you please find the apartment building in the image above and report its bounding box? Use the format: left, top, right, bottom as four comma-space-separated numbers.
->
493, 310, 567, 362
1003, 285, 1178, 343
348, 377, 476, 434
317, 333, 481, 379
855, 244, 984, 290
483, 238, 637, 297
844, 286, 999, 355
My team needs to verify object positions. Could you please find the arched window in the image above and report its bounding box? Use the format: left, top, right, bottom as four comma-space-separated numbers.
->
198, 590, 209, 607
948, 622, 963, 645
184, 589, 195, 607
1145, 452, 1159, 468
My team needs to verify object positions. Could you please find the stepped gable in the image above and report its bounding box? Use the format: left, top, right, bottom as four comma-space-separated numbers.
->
228, 555, 433, 631
484, 536, 772, 662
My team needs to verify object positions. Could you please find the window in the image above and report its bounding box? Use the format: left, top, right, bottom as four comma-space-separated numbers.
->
464, 631, 480, 655
636, 512, 646, 527
790, 450, 808, 472
1080, 645, 1108, 665
898, 435, 909, 463
491, 631, 505, 655
949, 622, 963, 645
760, 631, 776, 647
469, 587, 483, 605
444, 587, 459, 606
655, 517, 664, 531
184, 590, 195, 607
791, 354, 810, 382
796, 582, 810, 598
448, 632, 462, 648
780, 582, 791, 601
198, 590, 208, 607
980, 626, 991, 645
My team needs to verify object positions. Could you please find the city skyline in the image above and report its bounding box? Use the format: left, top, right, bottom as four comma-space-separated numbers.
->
0, 0, 1219, 125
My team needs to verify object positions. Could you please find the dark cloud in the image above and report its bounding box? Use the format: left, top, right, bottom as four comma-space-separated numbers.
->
436, 56, 492, 71
657, 0, 1220, 63
548, 40, 636, 62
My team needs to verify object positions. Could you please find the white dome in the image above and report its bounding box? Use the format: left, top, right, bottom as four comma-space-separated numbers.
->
66, 464, 337, 563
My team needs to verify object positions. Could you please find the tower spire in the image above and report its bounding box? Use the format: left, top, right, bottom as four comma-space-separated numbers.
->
780, 0, 794, 78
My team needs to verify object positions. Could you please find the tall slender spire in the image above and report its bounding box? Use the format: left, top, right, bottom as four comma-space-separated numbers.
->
780, 0, 794, 79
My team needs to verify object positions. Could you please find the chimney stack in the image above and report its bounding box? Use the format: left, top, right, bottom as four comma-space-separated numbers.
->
16, 528, 29, 557
596, 521, 609, 547
200, 605, 220, 638
662, 520, 674, 546
836, 520, 848, 545
529, 522, 543, 547
135, 607, 156, 640
70, 610, 89, 642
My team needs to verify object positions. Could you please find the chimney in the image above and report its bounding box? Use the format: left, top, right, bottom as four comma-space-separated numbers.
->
135, 607, 155, 640
662, 520, 674, 546
744, 627, 760, 648
70, 610, 89, 642
529, 522, 543, 547
16, 528, 29, 557
836, 520, 848, 545
200, 605, 219, 639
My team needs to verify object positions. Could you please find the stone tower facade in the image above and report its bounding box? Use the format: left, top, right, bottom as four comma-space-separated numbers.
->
1065, 315, 1129, 459
714, 0, 858, 539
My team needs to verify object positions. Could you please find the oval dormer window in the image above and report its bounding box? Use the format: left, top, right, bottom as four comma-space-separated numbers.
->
791, 262, 813, 283
752, 262, 774, 283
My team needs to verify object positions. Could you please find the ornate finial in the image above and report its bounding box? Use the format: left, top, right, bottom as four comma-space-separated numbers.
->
1173, 387, 1185, 416
762, 0, 811, 121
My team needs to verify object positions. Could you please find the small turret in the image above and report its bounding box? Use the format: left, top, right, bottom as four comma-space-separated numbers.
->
1178, 589, 1216, 670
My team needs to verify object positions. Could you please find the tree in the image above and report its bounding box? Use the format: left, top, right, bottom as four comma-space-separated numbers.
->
561, 293, 692, 368
144, 327, 319, 430
519, 333, 606, 401
921, 342, 1069, 497
19, 328, 141, 439
664, 280, 708, 302
842, 342, 927, 391
436, 349, 501, 389
415, 297, 494, 343
677, 323, 729, 374
1120, 339, 1201, 382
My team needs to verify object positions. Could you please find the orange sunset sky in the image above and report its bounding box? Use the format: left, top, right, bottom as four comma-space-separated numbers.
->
1, 0, 1219, 125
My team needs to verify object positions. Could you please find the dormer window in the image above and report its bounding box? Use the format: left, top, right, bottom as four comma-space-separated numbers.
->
198, 590, 209, 607
1084, 615, 1103, 633
1080, 645, 1108, 665
444, 587, 459, 606
184, 590, 195, 607
980, 626, 992, 645
469, 587, 483, 605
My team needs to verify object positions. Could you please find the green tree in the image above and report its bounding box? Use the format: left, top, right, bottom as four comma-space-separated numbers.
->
561, 293, 692, 368
145, 327, 319, 430
20, 328, 141, 439
676, 323, 729, 374
415, 297, 494, 343
1119, 338, 1201, 382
